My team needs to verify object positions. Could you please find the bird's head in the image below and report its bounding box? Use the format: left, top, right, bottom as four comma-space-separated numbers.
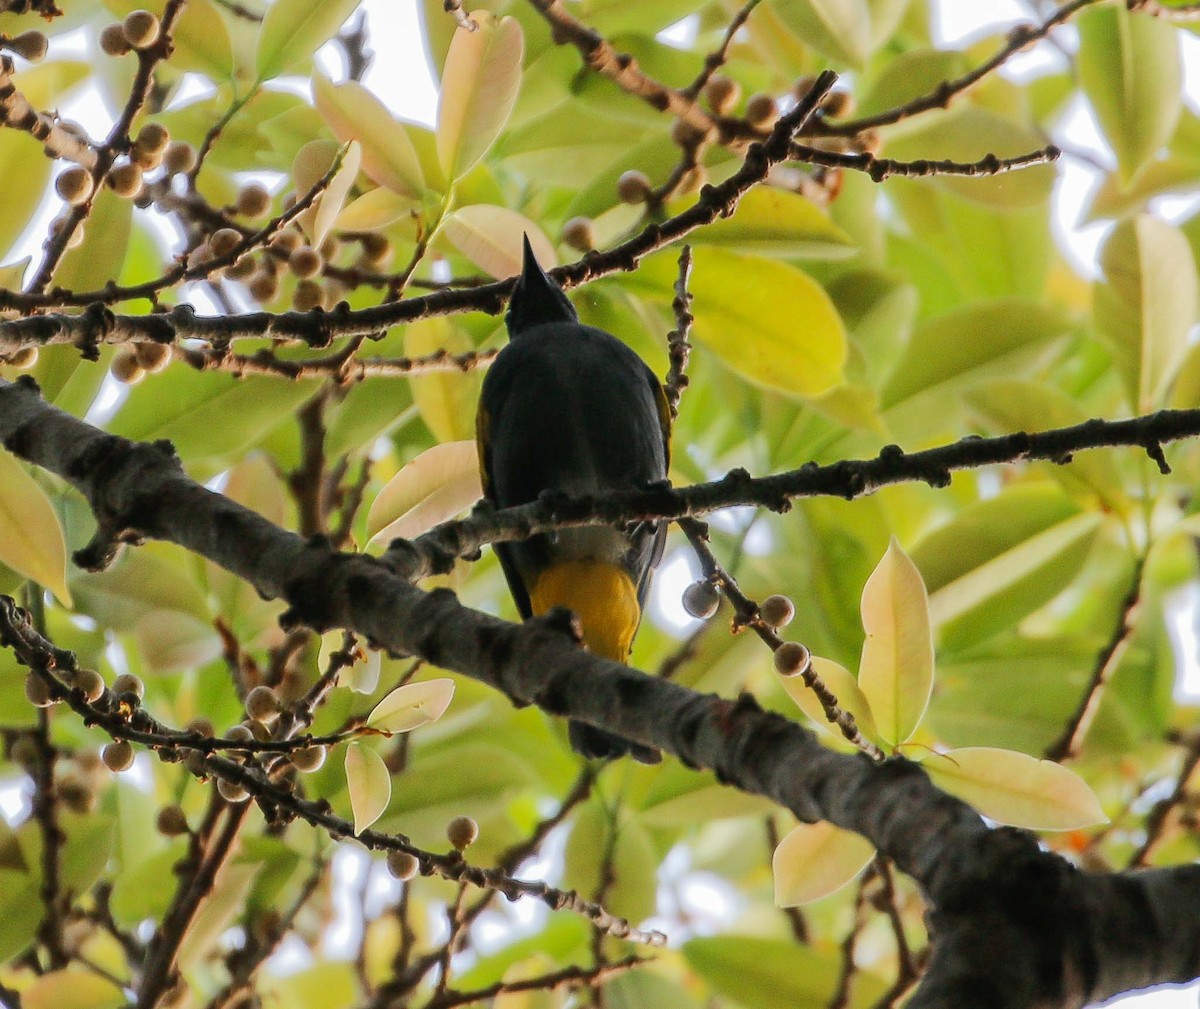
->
506, 234, 578, 336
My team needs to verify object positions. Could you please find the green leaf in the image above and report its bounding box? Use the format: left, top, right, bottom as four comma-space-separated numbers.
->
110, 839, 188, 926
176, 859, 261, 970
911, 485, 1102, 651
684, 936, 887, 1009
563, 802, 657, 923
293, 139, 362, 247
442, 206, 556, 278
780, 655, 880, 745
922, 747, 1108, 830
366, 441, 483, 544
1078, 4, 1181, 183
0, 449, 72, 604
636, 763, 774, 827
345, 740, 392, 834
643, 247, 846, 398
437, 14, 524, 180
1084, 156, 1200, 223
133, 610, 222, 673
858, 48, 969, 119
72, 546, 209, 630
1093, 215, 1198, 413
255, 0, 363, 81
55, 188, 133, 294
23, 970, 125, 1009
313, 74, 425, 198
674, 186, 854, 259
857, 537, 933, 747
104, 0, 234, 79
367, 678, 456, 733
775, 0, 870, 68
0, 869, 40, 962
404, 317, 482, 442
772, 821, 875, 905
882, 106, 1056, 209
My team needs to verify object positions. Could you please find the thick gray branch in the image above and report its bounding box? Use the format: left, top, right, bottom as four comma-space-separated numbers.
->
0, 375, 1197, 1008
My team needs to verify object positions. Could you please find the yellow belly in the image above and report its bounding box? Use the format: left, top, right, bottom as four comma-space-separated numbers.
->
528, 561, 642, 663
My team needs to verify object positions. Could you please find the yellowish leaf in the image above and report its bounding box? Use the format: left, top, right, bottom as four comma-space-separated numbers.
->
404, 317, 481, 443
292, 139, 362, 246
345, 741, 392, 834
336, 187, 416, 232
255, 0, 362, 80
23, 969, 124, 1009
772, 821, 875, 906
0, 449, 71, 605
857, 537, 932, 747
367, 678, 455, 733
443, 206, 556, 278
922, 747, 1108, 831
367, 441, 482, 544
779, 655, 880, 746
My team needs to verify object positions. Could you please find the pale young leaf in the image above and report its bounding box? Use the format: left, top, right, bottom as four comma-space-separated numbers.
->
0, 449, 71, 605
922, 747, 1108, 831
22, 969, 124, 1009
345, 741, 392, 834
443, 206, 556, 278
255, 0, 362, 81
772, 821, 875, 906
366, 441, 483, 545
778, 655, 880, 746
292, 139, 362, 247
367, 678, 455, 733
857, 537, 933, 747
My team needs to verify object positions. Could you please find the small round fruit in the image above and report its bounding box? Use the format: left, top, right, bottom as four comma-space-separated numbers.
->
217, 778, 250, 803
102, 740, 135, 772
446, 814, 479, 850
98, 23, 130, 57
360, 232, 391, 267
208, 227, 242, 259
267, 229, 302, 253
318, 235, 340, 261
122, 9, 160, 49
745, 92, 778, 127
5, 347, 38, 369
290, 744, 326, 772
59, 776, 96, 814
386, 849, 419, 880
106, 162, 142, 198
24, 672, 55, 708
245, 685, 280, 723
682, 580, 720, 620
248, 271, 279, 304
10, 30, 48, 62
671, 117, 706, 148
74, 668, 106, 703
704, 75, 740, 115
130, 143, 162, 171
183, 750, 208, 777
225, 255, 256, 281
759, 594, 795, 629
773, 641, 811, 678
292, 279, 322, 311
821, 90, 853, 118
224, 724, 254, 744
186, 717, 215, 740
288, 245, 323, 279
156, 804, 189, 836
245, 719, 273, 741
110, 350, 145, 385
112, 672, 144, 699
136, 122, 170, 155
616, 169, 651, 205
134, 342, 171, 372
236, 182, 271, 218
561, 216, 596, 253
162, 141, 197, 176
56, 165, 93, 206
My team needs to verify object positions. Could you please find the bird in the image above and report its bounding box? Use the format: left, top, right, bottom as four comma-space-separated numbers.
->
476, 236, 669, 763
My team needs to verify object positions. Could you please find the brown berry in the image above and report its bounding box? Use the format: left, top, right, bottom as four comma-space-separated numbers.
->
10, 30, 48, 62
318, 235, 340, 261
130, 144, 162, 171
24, 672, 55, 707
360, 232, 391, 266
446, 815, 479, 850
288, 245, 323, 279
137, 122, 170, 154
236, 182, 271, 218
704, 75, 740, 115
267, 229, 302, 253
290, 744, 326, 772
245, 719, 273, 741
56, 165, 93, 205
682, 580, 720, 620
59, 776, 96, 814
110, 350, 145, 385
162, 141, 197, 176
225, 255, 256, 280
759, 594, 795, 629
98, 23, 130, 57
102, 740, 135, 772
616, 169, 652, 205
134, 342, 171, 372
186, 717, 215, 739
821, 91, 854, 119
386, 849, 419, 880
671, 117, 706, 148
292, 279, 322, 311
106, 162, 142, 198
247, 270, 279, 303
112, 672, 144, 699
773, 641, 811, 678
208, 227, 242, 259
245, 685, 280, 723
156, 804, 189, 836
73, 668, 106, 703
217, 778, 250, 803
5, 347, 38, 369
122, 10, 160, 49
224, 724, 255, 744
561, 216, 595, 253
745, 92, 778, 127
